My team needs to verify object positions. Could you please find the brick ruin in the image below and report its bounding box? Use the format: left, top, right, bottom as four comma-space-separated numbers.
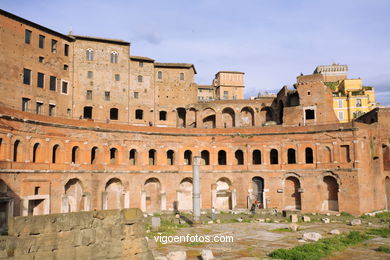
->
0, 9, 390, 231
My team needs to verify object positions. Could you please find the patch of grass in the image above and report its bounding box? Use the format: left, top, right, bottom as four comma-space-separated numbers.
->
185, 241, 205, 247
270, 228, 292, 232
367, 228, 390, 238
340, 212, 353, 217
376, 245, 390, 254
269, 231, 369, 260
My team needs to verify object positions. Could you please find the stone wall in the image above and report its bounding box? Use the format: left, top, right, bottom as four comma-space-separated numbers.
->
0, 208, 153, 259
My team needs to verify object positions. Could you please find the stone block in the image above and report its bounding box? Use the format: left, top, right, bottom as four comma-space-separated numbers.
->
167, 250, 186, 260
201, 249, 214, 259
289, 223, 298, 232
152, 217, 161, 231
121, 208, 143, 225
302, 216, 311, 222
290, 214, 298, 223
302, 232, 322, 242
329, 229, 340, 235
350, 219, 362, 226
321, 218, 330, 223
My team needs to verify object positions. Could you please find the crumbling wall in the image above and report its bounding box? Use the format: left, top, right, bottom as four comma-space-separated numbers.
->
0, 208, 154, 260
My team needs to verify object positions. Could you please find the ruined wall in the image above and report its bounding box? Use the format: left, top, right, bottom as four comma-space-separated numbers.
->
0, 208, 153, 259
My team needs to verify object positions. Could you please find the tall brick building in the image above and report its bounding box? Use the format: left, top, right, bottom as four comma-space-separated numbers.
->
0, 9, 389, 229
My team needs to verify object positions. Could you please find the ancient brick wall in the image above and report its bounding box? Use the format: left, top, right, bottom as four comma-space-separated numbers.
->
0, 208, 153, 259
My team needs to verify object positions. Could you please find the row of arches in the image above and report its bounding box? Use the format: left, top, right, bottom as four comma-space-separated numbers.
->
176, 106, 274, 128
10, 141, 321, 166
61, 174, 340, 213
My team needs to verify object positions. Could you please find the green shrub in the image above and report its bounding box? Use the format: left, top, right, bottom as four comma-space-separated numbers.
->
367, 228, 390, 238
340, 212, 353, 217
377, 245, 390, 254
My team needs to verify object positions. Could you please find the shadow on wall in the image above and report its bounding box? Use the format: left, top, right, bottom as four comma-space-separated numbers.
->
0, 179, 20, 234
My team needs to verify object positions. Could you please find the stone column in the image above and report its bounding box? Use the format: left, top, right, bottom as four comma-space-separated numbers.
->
84, 192, 91, 211
124, 191, 130, 208
141, 191, 146, 212
101, 192, 108, 210
61, 195, 69, 213
232, 189, 237, 209
161, 192, 166, 211
192, 156, 201, 222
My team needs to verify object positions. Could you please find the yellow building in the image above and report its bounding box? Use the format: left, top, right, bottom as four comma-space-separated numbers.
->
313, 64, 378, 123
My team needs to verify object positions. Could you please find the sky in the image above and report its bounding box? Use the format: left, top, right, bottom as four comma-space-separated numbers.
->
2, 0, 390, 106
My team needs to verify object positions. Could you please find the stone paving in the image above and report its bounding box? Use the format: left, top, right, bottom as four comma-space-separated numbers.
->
148, 219, 390, 259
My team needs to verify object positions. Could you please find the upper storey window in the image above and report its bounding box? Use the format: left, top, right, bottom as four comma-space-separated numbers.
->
157, 71, 163, 80
110, 51, 118, 63
180, 72, 184, 81
39, 35, 45, 48
51, 40, 57, 53
139, 61, 143, 67
86, 48, 94, 61
138, 75, 143, 83
25, 29, 32, 44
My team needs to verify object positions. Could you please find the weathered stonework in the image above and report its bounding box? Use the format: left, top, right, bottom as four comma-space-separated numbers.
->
0, 209, 153, 259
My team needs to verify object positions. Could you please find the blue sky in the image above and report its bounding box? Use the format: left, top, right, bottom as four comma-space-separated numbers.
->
2, 0, 390, 105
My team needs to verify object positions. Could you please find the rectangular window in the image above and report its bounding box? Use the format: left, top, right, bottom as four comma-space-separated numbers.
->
63, 64, 68, 70
338, 111, 344, 120
356, 99, 362, 107
22, 98, 30, 112
38, 56, 44, 63
86, 90, 92, 100
61, 81, 68, 94
39, 35, 45, 48
180, 72, 184, 80
105, 91, 110, 101
51, 39, 57, 53
223, 91, 228, 100
134, 92, 139, 99
49, 76, 57, 91
115, 74, 120, 81
25, 29, 32, 44
139, 61, 143, 67
305, 109, 315, 120
37, 72, 44, 88
87, 71, 93, 78
36, 102, 43, 114
23, 68, 31, 85
338, 100, 343, 108
48, 104, 56, 116
64, 44, 69, 56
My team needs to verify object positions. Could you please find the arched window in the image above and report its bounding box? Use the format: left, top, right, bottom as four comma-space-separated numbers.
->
72, 146, 80, 164
91, 147, 98, 164
110, 51, 118, 63
252, 150, 261, 165
149, 149, 156, 165
135, 109, 143, 120
288, 148, 296, 164
129, 149, 137, 165
201, 150, 210, 165
305, 147, 313, 164
270, 149, 278, 164
13, 140, 20, 162
138, 75, 143, 83
32, 143, 40, 163
52, 144, 60, 164
218, 150, 227, 165
110, 108, 118, 120
157, 71, 162, 80
110, 148, 118, 164
86, 48, 93, 61
159, 111, 167, 121
235, 150, 244, 165
184, 150, 192, 165
167, 150, 175, 165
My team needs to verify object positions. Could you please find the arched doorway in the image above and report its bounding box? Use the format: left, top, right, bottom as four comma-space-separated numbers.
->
65, 178, 84, 212
176, 108, 186, 128
105, 178, 124, 210
202, 108, 216, 128
240, 107, 255, 126
251, 177, 264, 208
284, 176, 301, 210
144, 178, 161, 212
214, 178, 232, 210
323, 176, 339, 211
177, 178, 193, 211
222, 107, 235, 128
385, 177, 390, 210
